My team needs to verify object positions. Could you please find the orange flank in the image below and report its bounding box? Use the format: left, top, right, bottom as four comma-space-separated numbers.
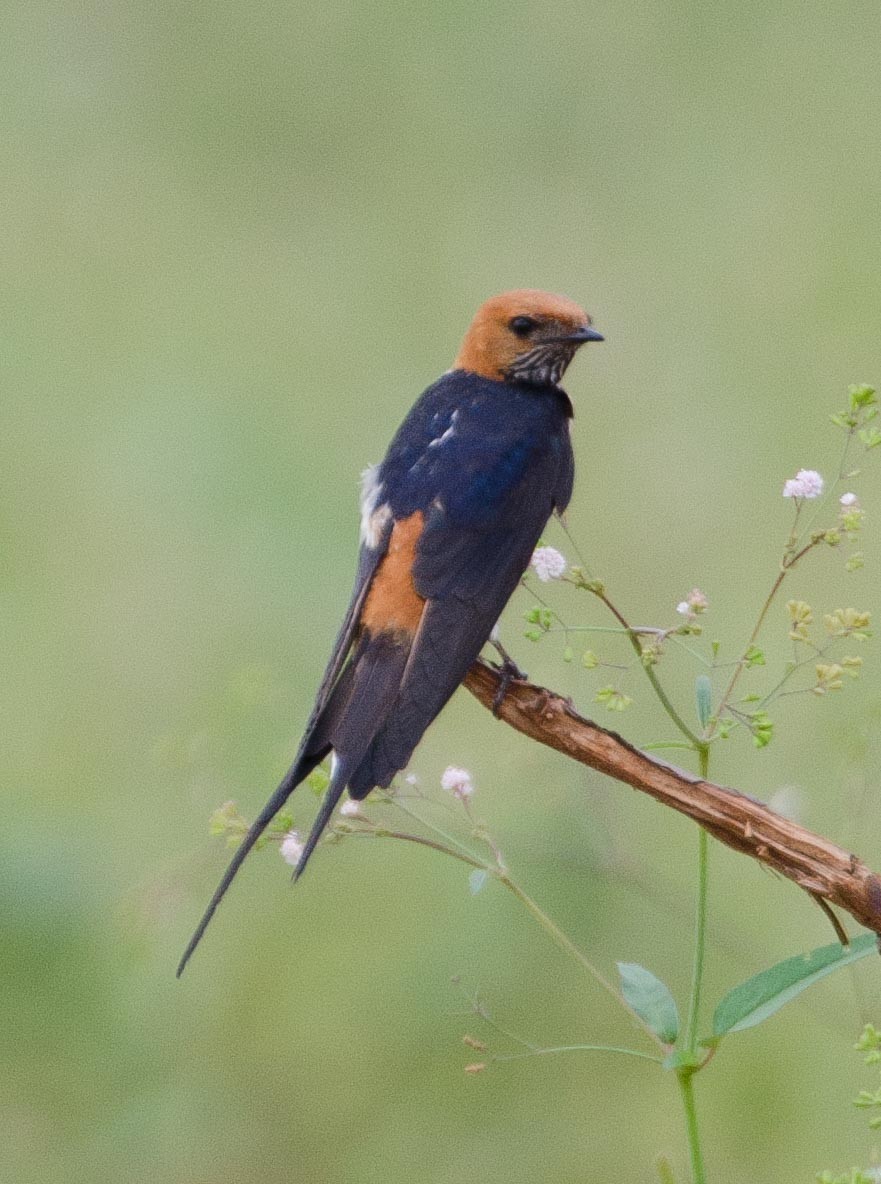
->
360, 512, 426, 636
454, 288, 594, 382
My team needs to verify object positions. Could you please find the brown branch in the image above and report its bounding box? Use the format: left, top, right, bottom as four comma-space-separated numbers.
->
464, 659, 881, 940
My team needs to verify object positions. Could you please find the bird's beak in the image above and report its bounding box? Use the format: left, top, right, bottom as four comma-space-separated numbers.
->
566, 325, 604, 343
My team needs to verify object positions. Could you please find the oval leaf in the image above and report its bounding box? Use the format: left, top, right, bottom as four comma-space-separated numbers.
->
713, 933, 877, 1038
695, 675, 713, 729
617, 961, 680, 1043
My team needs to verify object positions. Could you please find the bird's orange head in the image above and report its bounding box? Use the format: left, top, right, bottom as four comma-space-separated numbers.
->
454, 289, 602, 387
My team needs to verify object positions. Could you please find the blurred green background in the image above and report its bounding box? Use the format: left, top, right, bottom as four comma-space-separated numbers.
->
4, 1, 881, 1180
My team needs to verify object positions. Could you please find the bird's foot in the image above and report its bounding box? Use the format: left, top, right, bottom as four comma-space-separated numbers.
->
489, 640, 528, 717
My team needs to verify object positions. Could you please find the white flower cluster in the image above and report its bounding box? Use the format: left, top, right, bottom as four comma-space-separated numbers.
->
441, 765, 474, 801
840, 492, 859, 507
531, 546, 567, 582
782, 469, 824, 499
280, 830, 305, 866
676, 588, 709, 617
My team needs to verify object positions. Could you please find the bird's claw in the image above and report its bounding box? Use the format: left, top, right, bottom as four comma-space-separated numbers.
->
491, 655, 528, 717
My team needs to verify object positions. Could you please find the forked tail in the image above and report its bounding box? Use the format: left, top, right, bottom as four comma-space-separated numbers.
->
176, 747, 326, 977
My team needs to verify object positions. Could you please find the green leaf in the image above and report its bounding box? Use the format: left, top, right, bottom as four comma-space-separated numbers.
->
306, 767, 330, 795
468, 869, 488, 895
617, 962, 680, 1043
595, 686, 633, 712
695, 675, 712, 729
711, 934, 877, 1038
849, 382, 877, 409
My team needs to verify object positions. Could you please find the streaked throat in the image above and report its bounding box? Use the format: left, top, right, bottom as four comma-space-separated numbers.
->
504, 343, 577, 387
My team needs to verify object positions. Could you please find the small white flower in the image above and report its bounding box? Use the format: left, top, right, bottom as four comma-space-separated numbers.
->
404, 772, 419, 786
531, 546, 567, 582
782, 469, 824, 499
840, 492, 859, 507
676, 601, 691, 616
686, 588, 708, 613
340, 799, 361, 818
280, 830, 305, 866
798, 470, 824, 498
441, 765, 474, 801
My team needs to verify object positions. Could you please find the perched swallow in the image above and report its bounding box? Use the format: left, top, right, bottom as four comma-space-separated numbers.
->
177, 289, 602, 974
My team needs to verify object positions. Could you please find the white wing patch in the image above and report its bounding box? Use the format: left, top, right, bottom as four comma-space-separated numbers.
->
359, 463, 392, 548
427, 409, 459, 449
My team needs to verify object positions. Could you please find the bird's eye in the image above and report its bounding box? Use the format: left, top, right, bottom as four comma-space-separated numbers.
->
509, 315, 538, 337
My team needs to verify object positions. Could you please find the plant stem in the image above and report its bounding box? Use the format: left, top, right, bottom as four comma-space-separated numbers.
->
676, 1068, 706, 1184
679, 744, 710, 1184
592, 589, 702, 747
359, 828, 486, 871
684, 825, 709, 1054
709, 535, 819, 737
492, 1043, 663, 1065
711, 567, 786, 731
684, 743, 711, 1053
498, 872, 667, 1050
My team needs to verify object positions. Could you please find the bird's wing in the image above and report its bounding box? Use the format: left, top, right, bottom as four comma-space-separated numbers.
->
298, 533, 393, 748
346, 446, 561, 796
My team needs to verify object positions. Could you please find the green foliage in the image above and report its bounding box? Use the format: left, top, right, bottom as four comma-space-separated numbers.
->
818, 1023, 881, 1179
694, 676, 712, 729
306, 767, 330, 796
747, 710, 774, 749
824, 608, 872, 642
711, 936, 877, 1039
594, 686, 632, 712
817, 1171, 877, 1183
617, 962, 680, 1044
855, 1024, 881, 1065
208, 801, 293, 849
788, 599, 814, 642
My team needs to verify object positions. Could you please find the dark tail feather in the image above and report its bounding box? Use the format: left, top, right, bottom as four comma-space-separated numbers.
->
292, 760, 349, 882
176, 746, 327, 977
292, 634, 413, 880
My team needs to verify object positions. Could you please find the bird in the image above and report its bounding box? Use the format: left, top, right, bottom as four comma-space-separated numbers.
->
177, 289, 603, 975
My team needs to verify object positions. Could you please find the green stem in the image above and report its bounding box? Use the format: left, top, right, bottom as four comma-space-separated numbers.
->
362, 828, 486, 871
391, 798, 483, 864
684, 825, 709, 1053
676, 1069, 706, 1184
643, 662, 703, 748
679, 744, 710, 1184
709, 537, 820, 737
593, 590, 702, 747
492, 1043, 663, 1065
711, 566, 786, 732
685, 745, 710, 1054
498, 873, 667, 1050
